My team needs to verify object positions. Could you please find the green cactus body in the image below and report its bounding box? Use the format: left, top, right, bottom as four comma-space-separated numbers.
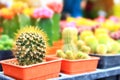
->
2, 15, 19, 38
15, 27, 47, 66
96, 34, 110, 44
84, 36, 98, 53
63, 43, 77, 54
75, 51, 90, 59
37, 18, 53, 46
62, 28, 78, 54
62, 28, 74, 44
65, 50, 75, 60
77, 40, 85, 50
72, 28, 78, 44
108, 42, 120, 54
81, 46, 91, 54
2, 14, 31, 38
80, 30, 94, 41
52, 13, 61, 41
56, 49, 66, 59
96, 44, 107, 55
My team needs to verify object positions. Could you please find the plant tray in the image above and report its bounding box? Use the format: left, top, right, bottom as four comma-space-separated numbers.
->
0, 56, 61, 80
61, 57, 99, 74
90, 54, 120, 69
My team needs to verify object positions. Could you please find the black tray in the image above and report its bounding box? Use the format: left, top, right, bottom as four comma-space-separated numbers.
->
90, 54, 120, 69
0, 50, 14, 71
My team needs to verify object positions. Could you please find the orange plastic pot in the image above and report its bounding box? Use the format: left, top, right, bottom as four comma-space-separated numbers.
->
61, 57, 99, 74
46, 40, 63, 55
53, 40, 63, 47
0, 56, 61, 80
46, 46, 62, 55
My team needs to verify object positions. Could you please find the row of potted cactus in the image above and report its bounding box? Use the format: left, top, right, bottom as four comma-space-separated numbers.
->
0, 26, 100, 80
0, 2, 120, 80
1, 20, 120, 80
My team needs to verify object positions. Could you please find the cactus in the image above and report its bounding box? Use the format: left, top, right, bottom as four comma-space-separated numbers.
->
14, 26, 47, 66
81, 46, 91, 54
72, 28, 78, 44
96, 44, 107, 55
65, 50, 75, 60
62, 28, 78, 44
84, 36, 98, 53
108, 42, 120, 54
62, 28, 78, 53
52, 13, 61, 41
37, 18, 53, 46
96, 34, 110, 44
80, 30, 94, 40
58, 28, 91, 60
56, 49, 66, 59
75, 51, 90, 59
77, 40, 85, 50
2, 14, 31, 38
95, 28, 108, 36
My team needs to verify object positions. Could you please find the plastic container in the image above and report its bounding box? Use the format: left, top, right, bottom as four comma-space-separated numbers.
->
61, 57, 99, 74
90, 54, 120, 69
0, 56, 61, 80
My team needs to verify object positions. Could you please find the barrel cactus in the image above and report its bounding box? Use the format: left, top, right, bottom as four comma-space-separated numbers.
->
14, 26, 48, 66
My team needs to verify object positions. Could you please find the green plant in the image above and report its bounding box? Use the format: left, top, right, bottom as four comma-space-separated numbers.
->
84, 36, 98, 53
81, 45, 91, 54
108, 42, 120, 54
80, 30, 94, 40
77, 40, 85, 51
56, 28, 90, 60
14, 26, 47, 66
96, 44, 107, 55
75, 51, 90, 59
62, 28, 78, 53
0, 34, 14, 50
56, 49, 66, 58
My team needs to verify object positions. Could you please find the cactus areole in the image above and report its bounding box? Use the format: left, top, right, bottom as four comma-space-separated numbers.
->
14, 26, 47, 66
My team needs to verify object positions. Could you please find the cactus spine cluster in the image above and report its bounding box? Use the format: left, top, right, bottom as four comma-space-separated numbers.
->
14, 26, 47, 66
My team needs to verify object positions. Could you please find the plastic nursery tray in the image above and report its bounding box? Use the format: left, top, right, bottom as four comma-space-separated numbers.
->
61, 57, 99, 74
0, 50, 14, 71
90, 54, 120, 69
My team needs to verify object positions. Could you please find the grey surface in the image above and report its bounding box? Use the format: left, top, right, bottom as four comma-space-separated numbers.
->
1, 67, 120, 80
51, 67, 120, 80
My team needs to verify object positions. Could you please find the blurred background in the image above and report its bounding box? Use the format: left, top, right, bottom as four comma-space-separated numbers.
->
0, 0, 120, 19
0, 0, 120, 49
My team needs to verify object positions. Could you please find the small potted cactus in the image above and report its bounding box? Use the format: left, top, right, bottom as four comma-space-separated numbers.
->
56, 27, 99, 74
79, 29, 120, 69
0, 26, 61, 80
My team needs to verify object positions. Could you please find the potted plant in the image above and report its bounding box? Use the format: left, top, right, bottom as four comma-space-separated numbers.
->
56, 27, 99, 74
79, 28, 120, 69
0, 26, 61, 80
